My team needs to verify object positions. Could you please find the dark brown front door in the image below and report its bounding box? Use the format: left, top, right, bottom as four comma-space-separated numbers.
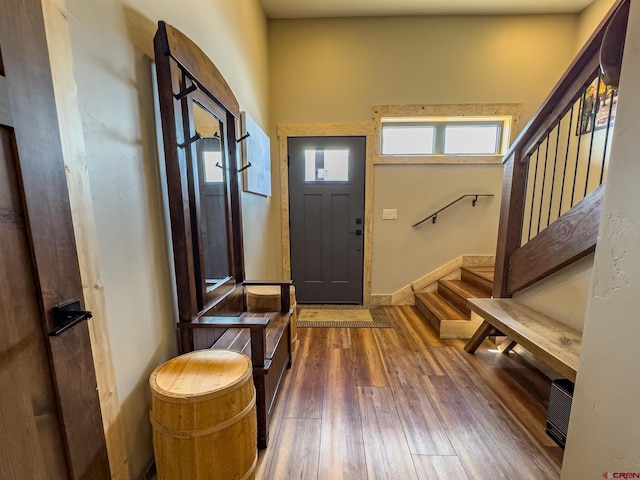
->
0, 1, 110, 478
288, 136, 366, 304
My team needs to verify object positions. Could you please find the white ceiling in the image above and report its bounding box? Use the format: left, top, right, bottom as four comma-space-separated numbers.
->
261, 0, 596, 19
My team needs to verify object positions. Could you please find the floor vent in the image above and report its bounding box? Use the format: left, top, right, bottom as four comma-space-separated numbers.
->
546, 379, 575, 448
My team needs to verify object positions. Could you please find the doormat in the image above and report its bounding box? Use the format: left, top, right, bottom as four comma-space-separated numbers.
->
297, 306, 392, 328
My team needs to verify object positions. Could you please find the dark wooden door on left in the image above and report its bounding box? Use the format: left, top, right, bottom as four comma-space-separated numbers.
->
0, 1, 110, 478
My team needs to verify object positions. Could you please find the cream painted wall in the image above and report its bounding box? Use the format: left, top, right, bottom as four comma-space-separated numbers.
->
269, 15, 577, 124
65, 0, 270, 477
373, 164, 503, 293
576, 0, 618, 51
562, 2, 640, 476
514, 255, 594, 332
268, 14, 578, 294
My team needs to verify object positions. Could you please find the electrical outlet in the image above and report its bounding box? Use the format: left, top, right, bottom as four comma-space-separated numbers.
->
382, 209, 397, 220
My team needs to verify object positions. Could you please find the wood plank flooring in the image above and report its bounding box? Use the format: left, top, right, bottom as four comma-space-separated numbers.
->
255, 305, 562, 480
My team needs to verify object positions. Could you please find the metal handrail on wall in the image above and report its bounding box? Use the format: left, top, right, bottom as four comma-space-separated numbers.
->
412, 194, 494, 228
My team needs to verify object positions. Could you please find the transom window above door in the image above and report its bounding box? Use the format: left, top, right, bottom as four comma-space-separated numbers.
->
382, 119, 505, 156
373, 103, 523, 164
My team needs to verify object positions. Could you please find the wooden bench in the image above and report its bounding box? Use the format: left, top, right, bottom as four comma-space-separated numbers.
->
180, 281, 293, 448
464, 298, 581, 382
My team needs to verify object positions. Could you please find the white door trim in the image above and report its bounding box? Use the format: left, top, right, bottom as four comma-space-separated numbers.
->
277, 123, 375, 306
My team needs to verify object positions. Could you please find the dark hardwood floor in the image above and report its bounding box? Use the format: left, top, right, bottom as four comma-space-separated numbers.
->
255, 305, 562, 479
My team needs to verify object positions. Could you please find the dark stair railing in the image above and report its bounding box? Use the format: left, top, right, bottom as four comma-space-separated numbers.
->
493, 0, 629, 298
412, 194, 494, 227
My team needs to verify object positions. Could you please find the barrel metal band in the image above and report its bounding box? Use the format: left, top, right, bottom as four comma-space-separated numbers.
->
240, 454, 258, 480
150, 392, 256, 439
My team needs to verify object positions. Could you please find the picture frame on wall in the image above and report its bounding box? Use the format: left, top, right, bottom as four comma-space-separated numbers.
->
240, 112, 271, 197
576, 77, 617, 135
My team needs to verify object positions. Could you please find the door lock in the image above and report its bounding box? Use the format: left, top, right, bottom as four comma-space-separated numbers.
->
349, 229, 362, 236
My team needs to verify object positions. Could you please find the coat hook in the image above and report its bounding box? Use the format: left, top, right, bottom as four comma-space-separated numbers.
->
238, 162, 252, 173
236, 132, 250, 143
174, 83, 198, 101
215, 162, 223, 169
178, 132, 201, 148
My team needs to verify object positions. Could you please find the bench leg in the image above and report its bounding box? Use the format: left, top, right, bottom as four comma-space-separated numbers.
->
287, 324, 292, 369
253, 372, 269, 449
258, 432, 269, 449
499, 339, 518, 354
464, 320, 495, 353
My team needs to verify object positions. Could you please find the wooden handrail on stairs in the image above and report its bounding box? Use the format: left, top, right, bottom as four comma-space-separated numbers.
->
493, 0, 630, 298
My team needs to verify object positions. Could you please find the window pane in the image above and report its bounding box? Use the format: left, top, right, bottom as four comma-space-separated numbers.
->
304, 149, 349, 182
444, 125, 500, 154
382, 125, 435, 155
203, 151, 223, 182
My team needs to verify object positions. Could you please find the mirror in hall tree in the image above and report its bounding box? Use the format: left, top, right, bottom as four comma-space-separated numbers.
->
154, 21, 246, 334
192, 102, 231, 290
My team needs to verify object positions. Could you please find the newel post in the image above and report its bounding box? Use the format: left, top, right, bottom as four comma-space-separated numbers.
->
493, 149, 528, 298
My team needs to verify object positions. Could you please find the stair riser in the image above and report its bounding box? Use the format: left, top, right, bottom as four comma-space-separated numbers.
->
415, 297, 441, 335
437, 282, 471, 317
460, 269, 493, 295
415, 296, 482, 339
440, 314, 484, 339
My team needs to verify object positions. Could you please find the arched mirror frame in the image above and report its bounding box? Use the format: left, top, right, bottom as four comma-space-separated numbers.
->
154, 21, 246, 351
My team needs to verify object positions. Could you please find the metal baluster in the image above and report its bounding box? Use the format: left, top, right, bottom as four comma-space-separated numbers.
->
558, 102, 575, 218
547, 122, 562, 226
537, 137, 550, 234
599, 87, 616, 185
527, 150, 540, 242
571, 82, 591, 206
584, 76, 602, 198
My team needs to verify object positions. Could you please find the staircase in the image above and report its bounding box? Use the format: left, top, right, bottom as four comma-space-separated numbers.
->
415, 266, 494, 339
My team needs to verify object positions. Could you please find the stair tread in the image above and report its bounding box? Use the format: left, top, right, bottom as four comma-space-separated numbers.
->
439, 279, 490, 299
461, 266, 495, 283
415, 292, 467, 321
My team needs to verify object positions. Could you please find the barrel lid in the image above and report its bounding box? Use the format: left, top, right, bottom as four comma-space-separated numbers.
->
149, 349, 252, 403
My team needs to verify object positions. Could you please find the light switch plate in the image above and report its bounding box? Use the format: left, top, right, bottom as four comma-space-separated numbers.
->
382, 209, 398, 220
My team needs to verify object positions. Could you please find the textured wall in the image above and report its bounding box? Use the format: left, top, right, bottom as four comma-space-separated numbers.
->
563, 2, 640, 477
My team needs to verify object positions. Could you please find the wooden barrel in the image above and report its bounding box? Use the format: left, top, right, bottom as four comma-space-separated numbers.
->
247, 285, 297, 343
149, 349, 257, 480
